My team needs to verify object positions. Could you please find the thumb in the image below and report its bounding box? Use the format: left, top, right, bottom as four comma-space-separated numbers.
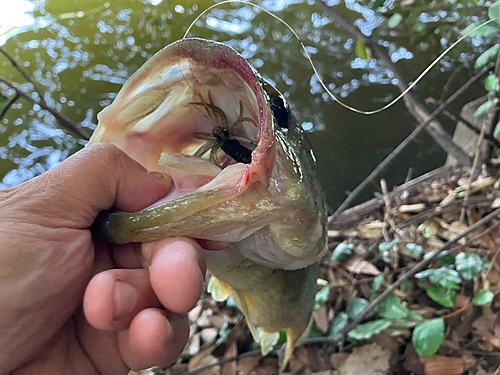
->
7, 143, 172, 228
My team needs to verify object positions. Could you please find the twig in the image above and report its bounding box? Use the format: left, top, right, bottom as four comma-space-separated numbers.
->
329, 66, 490, 223
438, 65, 465, 105
380, 179, 404, 238
441, 301, 473, 320
184, 207, 500, 375
399, 197, 494, 230
183, 334, 344, 375
0, 77, 89, 140
460, 118, 488, 222
0, 47, 46, 107
314, 0, 472, 167
182, 348, 262, 375
0, 93, 19, 121
339, 206, 500, 340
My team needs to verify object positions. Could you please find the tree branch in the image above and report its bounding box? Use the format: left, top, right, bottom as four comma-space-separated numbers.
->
329, 66, 490, 223
339, 206, 500, 338
182, 206, 500, 375
0, 93, 20, 121
314, 0, 472, 167
0, 77, 89, 140
0, 47, 47, 107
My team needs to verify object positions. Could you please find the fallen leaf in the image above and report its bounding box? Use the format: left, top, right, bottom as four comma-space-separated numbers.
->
237, 356, 262, 375
403, 344, 425, 375
356, 219, 384, 239
187, 332, 201, 356
188, 303, 203, 323
188, 350, 219, 375
420, 354, 475, 375
313, 307, 329, 334
221, 342, 237, 375
338, 343, 391, 375
343, 256, 381, 276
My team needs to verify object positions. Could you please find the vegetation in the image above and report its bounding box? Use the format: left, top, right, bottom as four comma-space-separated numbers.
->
2, 0, 500, 374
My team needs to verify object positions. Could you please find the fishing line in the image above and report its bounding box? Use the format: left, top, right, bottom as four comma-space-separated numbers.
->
183, 0, 494, 115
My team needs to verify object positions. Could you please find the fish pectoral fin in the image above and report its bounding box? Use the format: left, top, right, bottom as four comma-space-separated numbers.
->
207, 276, 232, 302
257, 329, 280, 356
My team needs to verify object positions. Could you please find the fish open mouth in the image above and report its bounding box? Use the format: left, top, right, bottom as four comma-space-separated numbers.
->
90, 38, 273, 192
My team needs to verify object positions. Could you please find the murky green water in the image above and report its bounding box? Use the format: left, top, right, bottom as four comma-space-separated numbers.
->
0, 0, 492, 208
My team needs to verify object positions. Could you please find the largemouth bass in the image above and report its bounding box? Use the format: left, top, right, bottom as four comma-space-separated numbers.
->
90, 38, 327, 369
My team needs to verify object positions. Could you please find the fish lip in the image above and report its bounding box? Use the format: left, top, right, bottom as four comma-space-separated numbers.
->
130, 37, 275, 183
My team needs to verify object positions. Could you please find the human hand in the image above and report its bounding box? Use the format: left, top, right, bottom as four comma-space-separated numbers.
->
0, 143, 207, 374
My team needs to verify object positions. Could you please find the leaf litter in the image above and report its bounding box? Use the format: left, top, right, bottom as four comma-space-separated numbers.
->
131, 165, 500, 375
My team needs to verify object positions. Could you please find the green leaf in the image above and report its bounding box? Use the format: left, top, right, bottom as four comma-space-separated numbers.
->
439, 279, 460, 290
462, 21, 498, 38
215, 321, 231, 345
331, 243, 354, 262
355, 38, 371, 60
387, 13, 403, 29
378, 294, 410, 320
329, 313, 348, 341
435, 252, 456, 266
402, 280, 413, 288
406, 243, 423, 257
473, 289, 495, 305
413, 19, 426, 33
415, 266, 462, 288
424, 251, 455, 266
412, 318, 445, 356
408, 311, 424, 321
427, 285, 456, 307
372, 274, 384, 294
371, 0, 385, 9
473, 98, 498, 117
309, 324, 324, 338
347, 297, 369, 319
490, 1, 500, 25
475, 44, 500, 70
379, 239, 400, 253
315, 286, 330, 307
494, 120, 500, 137
347, 320, 391, 341
456, 252, 490, 279
485, 75, 500, 92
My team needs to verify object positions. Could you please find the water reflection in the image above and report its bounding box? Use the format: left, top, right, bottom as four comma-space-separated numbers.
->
0, 0, 37, 46
0, 0, 492, 207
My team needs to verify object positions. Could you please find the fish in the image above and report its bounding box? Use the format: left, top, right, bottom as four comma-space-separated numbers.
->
89, 38, 327, 369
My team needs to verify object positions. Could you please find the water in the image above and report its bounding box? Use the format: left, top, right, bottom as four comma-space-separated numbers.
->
0, 0, 492, 208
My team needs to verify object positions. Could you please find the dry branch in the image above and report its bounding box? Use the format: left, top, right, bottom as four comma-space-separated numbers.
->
339, 205, 500, 340
0, 77, 89, 140
315, 0, 473, 167
0, 47, 47, 107
329, 67, 490, 223
0, 93, 19, 121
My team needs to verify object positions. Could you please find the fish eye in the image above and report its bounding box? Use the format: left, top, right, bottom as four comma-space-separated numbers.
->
259, 78, 290, 129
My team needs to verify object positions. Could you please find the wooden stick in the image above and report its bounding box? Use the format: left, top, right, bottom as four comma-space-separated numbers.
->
0, 93, 19, 121
329, 67, 490, 223
0, 77, 89, 140
314, 0, 472, 167
0, 47, 47, 107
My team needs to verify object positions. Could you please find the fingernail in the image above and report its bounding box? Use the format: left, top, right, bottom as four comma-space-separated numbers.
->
113, 280, 138, 320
